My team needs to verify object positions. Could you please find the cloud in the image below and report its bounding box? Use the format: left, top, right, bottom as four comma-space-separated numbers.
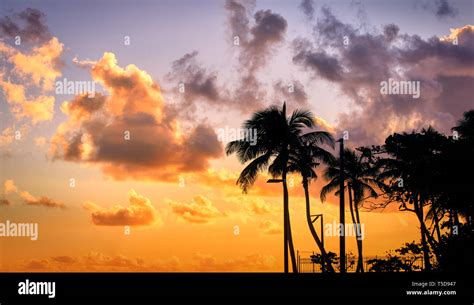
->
300, 0, 315, 20
20, 191, 64, 208
293, 6, 474, 145
72, 56, 97, 68
167, 195, 225, 224
192, 252, 277, 271
83, 189, 160, 226
419, 0, 458, 19
292, 39, 344, 82
14, 252, 180, 272
34, 136, 47, 147
2, 179, 64, 208
226, 196, 278, 216
50, 52, 223, 182
4, 179, 18, 194
0, 199, 11, 205
166, 51, 226, 110
1, 37, 63, 91
0, 77, 55, 123
435, 0, 457, 18
259, 220, 282, 235
7, 252, 276, 272
0, 8, 51, 44
0, 127, 15, 147
0, 33, 63, 124
165, 1, 298, 115
225, 0, 288, 111
272, 80, 309, 107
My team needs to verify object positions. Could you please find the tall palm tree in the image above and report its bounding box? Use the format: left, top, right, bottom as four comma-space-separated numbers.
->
226, 103, 314, 273
287, 131, 336, 272
321, 149, 379, 273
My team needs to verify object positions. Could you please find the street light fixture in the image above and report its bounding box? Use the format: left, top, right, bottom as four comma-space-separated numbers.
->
266, 179, 285, 183
266, 177, 288, 273
311, 214, 325, 272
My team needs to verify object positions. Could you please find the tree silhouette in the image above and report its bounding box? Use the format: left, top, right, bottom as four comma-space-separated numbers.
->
321, 148, 379, 272
287, 129, 336, 272
226, 103, 315, 273
375, 127, 449, 270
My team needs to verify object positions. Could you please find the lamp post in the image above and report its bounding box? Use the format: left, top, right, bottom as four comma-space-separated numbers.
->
311, 214, 325, 272
267, 178, 287, 273
336, 138, 346, 273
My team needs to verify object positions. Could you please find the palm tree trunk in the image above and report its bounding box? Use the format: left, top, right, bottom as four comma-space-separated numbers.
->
433, 208, 442, 242
303, 179, 335, 273
414, 197, 432, 271
283, 170, 298, 273
348, 185, 363, 273
353, 192, 364, 273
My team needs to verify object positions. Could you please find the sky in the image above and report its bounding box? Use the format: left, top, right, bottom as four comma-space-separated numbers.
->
0, 0, 473, 271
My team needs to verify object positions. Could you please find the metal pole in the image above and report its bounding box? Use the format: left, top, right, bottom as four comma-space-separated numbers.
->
338, 138, 346, 273
321, 214, 325, 273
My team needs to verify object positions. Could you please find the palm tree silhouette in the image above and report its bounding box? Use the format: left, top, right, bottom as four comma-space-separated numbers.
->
321, 148, 379, 272
226, 103, 314, 273
287, 130, 336, 272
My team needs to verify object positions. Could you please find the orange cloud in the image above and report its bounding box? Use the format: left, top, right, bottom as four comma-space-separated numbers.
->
0, 127, 15, 147
5, 252, 277, 272
34, 136, 47, 147
11, 252, 180, 272
0, 199, 11, 205
51, 52, 222, 182
83, 189, 160, 226
241, 197, 278, 215
2, 179, 64, 208
20, 191, 64, 208
4, 179, 18, 194
0, 36, 62, 124
167, 195, 225, 224
10, 37, 63, 91
0, 124, 29, 148
440, 25, 474, 43
259, 220, 283, 235
192, 253, 277, 272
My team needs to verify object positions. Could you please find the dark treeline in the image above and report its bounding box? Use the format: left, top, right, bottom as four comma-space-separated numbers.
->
227, 104, 474, 273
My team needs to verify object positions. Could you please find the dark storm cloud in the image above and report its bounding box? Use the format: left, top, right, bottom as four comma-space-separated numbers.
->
292, 6, 474, 145
292, 38, 344, 82
225, 0, 288, 112
415, 0, 458, 19
167, 51, 224, 109
434, 0, 458, 18
166, 1, 289, 114
300, 0, 315, 20
273, 80, 309, 107
0, 8, 51, 44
